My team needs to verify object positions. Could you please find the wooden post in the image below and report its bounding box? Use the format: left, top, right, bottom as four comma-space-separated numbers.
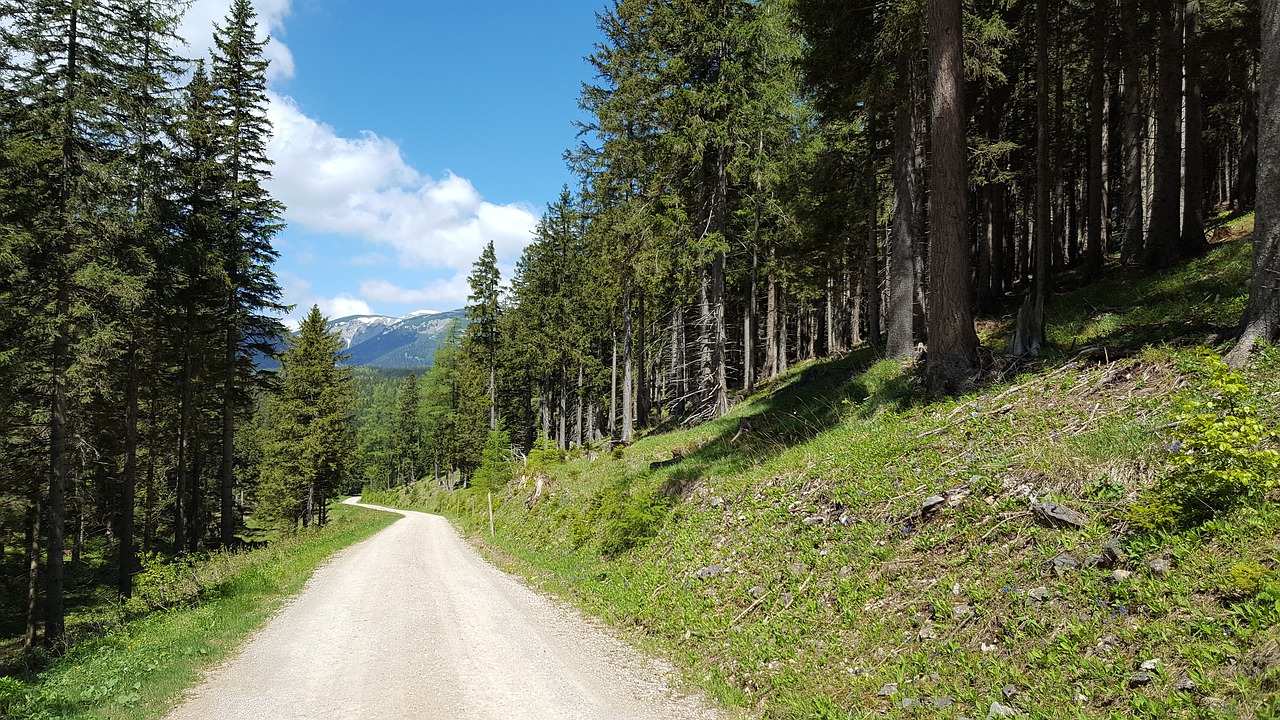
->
487, 493, 495, 537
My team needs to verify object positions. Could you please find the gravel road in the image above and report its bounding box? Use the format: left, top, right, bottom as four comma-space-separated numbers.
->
165, 498, 734, 720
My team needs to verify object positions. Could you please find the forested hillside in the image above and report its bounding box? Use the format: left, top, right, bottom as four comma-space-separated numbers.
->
2, 3, 1279, 717
374, 0, 1276, 482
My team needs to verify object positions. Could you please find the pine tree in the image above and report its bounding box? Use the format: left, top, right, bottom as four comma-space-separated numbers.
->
211, 0, 287, 546
466, 240, 502, 432
257, 307, 355, 527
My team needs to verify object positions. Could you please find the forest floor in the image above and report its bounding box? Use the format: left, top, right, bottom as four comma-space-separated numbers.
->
368, 214, 1280, 719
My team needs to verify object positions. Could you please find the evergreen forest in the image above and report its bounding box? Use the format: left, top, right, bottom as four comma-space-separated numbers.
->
2, 1, 1280, 716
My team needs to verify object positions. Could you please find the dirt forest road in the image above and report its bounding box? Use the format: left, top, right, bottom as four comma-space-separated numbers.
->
165, 498, 734, 720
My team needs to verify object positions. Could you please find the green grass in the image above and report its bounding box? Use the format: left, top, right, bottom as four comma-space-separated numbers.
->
369, 222, 1280, 719
0, 501, 398, 720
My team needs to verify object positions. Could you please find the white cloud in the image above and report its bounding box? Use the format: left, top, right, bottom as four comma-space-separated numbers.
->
265, 94, 539, 272
360, 274, 474, 310
280, 273, 376, 321
178, 0, 295, 81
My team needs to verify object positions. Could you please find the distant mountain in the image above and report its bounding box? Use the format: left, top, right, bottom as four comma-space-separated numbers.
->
329, 309, 467, 368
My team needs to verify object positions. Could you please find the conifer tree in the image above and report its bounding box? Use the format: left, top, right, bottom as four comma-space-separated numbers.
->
257, 307, 355, 527
466, 240, 502, 431
210, 0, 287, 546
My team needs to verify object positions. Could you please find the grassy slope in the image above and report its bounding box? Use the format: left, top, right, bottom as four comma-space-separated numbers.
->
1, 502, 398, 720
372, 219, 1280, 719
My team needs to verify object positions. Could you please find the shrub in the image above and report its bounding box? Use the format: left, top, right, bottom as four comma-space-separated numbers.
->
126, 552, 201, 613
471, 429, 515, 494
1131, 350, 1280, 529
594, 479, 670, 558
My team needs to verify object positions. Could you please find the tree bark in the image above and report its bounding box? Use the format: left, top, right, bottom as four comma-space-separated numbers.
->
764, 263, 778, 378
621, 282, 633, 441
924, 0, 979, 392
1121, 0, 1147, 264
1238, 52, 1260, 211
1145, 0, 1184, 269
220, 323, 237, 546
1086, 0, 1107, 279
1226, 0, 1280, 365
24, 498, 40, 649
120, 346, 138, 596
887, 97, 918, 359
1181, 0, 1209, 256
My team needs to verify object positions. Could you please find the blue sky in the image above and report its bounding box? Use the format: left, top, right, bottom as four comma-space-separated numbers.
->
182, 0, 603, 322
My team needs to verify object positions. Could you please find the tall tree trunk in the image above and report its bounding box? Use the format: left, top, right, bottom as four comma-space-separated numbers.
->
1181, 0, 1208, 256
887, 95, 918, 359
1086, 0, 1107, 279
608, 333, 617, 437
621, 282, 633, 441
866, 164, 882, 347
24, 498, 40, 649
764, 263, 779, 378
574, 365, 584, 448
744, 246, 757, 391
1238, 52, 1260, 211
220, 324, 237, 547
777, 291, 789, 375
1226, 0, 1280, 365
924, 0, 978, 391
119, 346, 138, 597
1146, 0, 1184, 269
1121, 0, 1147, 264
636, 292, 649, 428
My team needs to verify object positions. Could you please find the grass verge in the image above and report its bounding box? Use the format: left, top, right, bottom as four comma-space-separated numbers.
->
0, 501, 398, 720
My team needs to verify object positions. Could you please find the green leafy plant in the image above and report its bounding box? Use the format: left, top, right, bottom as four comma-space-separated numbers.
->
125, 552, 201, 613
1131, 350, 1280, 529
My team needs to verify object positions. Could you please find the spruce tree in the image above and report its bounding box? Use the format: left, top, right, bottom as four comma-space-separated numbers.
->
210, 0, 287, 546
257, 307, 355, 527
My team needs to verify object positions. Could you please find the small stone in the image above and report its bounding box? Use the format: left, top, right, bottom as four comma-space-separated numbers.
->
1173, 675, 1198, 693
1027, 586, 1052, 602
748, 585, 767, 599
981, 641, 999, 653
922, 495, 947, 515
1074, 692, 1088, 704
1001, 684, 1018, 700
838, 565, 855, 578
1128, 671, 1156, 687
1083, 554, 1104, 569
1148, 557, 1172, 577
1101, 539, 1125, 566
692, 564, 725, 579
780, 592, 794, 608
789, 562, 809, 577
1109, 569, 1133, 583
929, 673, 943, 684
877, 683, 898, 696
802, 515, 825, 525
987, 700, 1020, 718
918, 625, 938, 640
710, 496, 724, 508
1031, 499, 1090, 529
900, 698, 919, 709
933, 696, 954, 709
1202, 697, 1227, 711
1139, 658, 1162, 672
1053, 554, 1080, 578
